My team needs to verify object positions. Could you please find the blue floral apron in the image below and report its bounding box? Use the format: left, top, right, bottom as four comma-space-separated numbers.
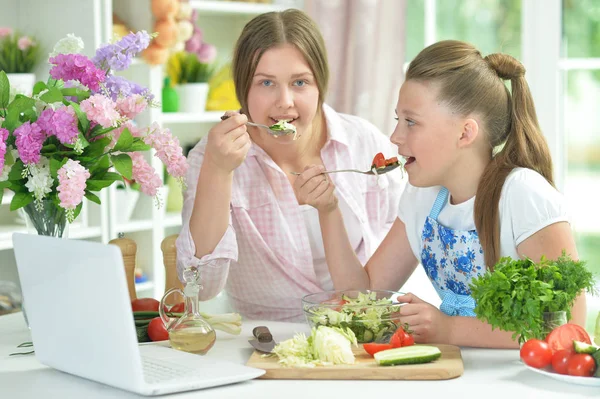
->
420, 187, 485, 317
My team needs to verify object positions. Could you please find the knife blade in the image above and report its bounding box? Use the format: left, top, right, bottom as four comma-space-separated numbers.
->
248, 326, 276, 353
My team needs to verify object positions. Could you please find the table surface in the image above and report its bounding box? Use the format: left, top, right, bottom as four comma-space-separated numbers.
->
0, 312, 598, 398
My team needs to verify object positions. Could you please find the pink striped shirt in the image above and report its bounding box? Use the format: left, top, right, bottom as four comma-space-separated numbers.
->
176, 104, 405, 321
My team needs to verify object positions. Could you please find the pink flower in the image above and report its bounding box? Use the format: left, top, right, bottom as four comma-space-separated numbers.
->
0, 28, 12, 38
14, 121, 45, 164
57, 159, 90, 211
37, 106, 79, 145
17, 36, 33, 50
109, 120, 143, 147
49, 53, 106, 92
143, 123, 188, 178
0, 127, 8, 172
116, 94, 148, 119
197, 43, 216, 64
130, 152, 162, 196
185, 29, 203, 53
80, 94, 120, 128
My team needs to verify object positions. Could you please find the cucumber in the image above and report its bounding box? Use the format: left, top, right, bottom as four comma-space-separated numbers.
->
573, 340, 599, 354
592, 350, 600, 378
374, 345, 441, 366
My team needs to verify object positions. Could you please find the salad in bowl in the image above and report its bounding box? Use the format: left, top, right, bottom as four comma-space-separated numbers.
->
302, 290, 403, 343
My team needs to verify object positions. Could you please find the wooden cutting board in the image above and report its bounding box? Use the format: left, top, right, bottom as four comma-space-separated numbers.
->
246, 344, 463, 380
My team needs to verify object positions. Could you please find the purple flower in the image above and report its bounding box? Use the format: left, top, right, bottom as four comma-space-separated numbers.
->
101, 75, 154, 102
197, 43, 216, 64
0, 127, 8, 172
92, 31, 152, 72
14, 122, 45, 164
185, 29, 203, 53
49, 53, 106, 91
37, 107, 80, 145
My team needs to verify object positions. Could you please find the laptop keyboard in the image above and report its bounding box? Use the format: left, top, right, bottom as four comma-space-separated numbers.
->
141, 355, 204, 384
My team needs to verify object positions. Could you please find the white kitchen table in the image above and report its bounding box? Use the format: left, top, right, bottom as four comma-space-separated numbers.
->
0, 312, 597, 399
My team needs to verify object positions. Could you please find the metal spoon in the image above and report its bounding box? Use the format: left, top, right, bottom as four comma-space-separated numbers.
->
220, 115, 296, 137
290, 163, 402, 176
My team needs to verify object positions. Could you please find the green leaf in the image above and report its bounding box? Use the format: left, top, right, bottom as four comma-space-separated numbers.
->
32, 81, 48, 95
69, 102, 90, 133
8, 160, 24, 181
111, 153, 133, 180
3, 95, 36, 131
73, 202, 83, 220
0, 71, 9, 109
84, 190, 101, 205
40, 86, 64, 103
113, 128, 133, 152
82, 137, 111, 159
129, 139, 152, 152
49, 157, 68, 179
10, 192, 33, 211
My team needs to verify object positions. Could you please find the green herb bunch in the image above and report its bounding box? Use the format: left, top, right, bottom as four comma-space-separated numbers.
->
469, 251, 596, 342
0, 30, 40, 73
167, 52, 217, 84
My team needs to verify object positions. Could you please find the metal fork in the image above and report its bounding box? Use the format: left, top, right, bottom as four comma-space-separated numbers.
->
220, 115, 295, 137
290, 163, 401, 176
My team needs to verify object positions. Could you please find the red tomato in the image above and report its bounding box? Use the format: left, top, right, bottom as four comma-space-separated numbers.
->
390, 328, 414, 348
520, 339, 553, 369
566, 354, 596, 377
545, 323, 591, 353
169, 302, 185, 313
131, 298, 160, 312
385, 157, 399, 166
371, 153, 386, 168
147, 317, 169, 341
551, 349, 574, 375
363, 343, 394, 356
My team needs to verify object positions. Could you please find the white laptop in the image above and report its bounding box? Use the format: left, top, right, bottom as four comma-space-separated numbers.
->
12, 233, 265, 396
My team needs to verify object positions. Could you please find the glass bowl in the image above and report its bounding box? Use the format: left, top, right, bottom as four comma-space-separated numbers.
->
301, 289, 403, 343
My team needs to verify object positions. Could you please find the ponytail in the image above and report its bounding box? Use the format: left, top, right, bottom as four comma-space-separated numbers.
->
474, 54, 554, 270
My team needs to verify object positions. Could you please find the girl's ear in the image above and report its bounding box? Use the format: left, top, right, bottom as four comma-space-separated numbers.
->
458, 118, 479, 148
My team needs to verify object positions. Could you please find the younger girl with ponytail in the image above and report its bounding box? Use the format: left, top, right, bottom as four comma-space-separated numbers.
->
311, 40, 586, 348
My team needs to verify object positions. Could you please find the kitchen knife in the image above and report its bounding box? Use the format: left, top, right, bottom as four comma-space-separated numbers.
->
248, 326, 276, 353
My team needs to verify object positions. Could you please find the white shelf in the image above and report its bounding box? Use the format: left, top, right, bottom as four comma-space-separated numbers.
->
189, 0, 288, 15
164, 213, 182, 228
0, 225, 103, 251
1, 191, 13, 206
114, 219, 154, 233
161, 111, 222, 124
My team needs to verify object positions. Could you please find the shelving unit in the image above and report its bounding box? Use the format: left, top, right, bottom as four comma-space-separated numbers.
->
0, 0, 303, 302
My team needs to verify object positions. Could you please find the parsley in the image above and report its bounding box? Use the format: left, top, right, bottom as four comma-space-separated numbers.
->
469, 251, 597, 343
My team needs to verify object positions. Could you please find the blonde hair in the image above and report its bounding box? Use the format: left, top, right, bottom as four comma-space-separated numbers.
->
231, 9, 329, 115
406, 40, 554, 270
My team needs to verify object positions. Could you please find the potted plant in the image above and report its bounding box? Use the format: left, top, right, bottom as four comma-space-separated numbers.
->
166, 10, 217, 113
0, 28, 40, 96
0, 31, 188, 238
470, 251, 597, 344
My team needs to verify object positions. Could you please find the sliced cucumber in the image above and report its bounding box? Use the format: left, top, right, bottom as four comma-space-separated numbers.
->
573, 340, 599, 354
374, 345, 441, 366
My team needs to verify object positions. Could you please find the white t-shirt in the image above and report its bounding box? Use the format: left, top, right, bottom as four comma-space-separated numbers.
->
397, 167, 571, 263
300, 195, 364, 291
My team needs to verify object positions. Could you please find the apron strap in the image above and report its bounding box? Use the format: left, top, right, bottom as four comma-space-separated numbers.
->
439, 290, 476, 317
428, 187, 449, 220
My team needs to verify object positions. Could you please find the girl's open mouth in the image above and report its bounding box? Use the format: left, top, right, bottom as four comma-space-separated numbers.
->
405, 156, 416, 166
270, 117, 297, 125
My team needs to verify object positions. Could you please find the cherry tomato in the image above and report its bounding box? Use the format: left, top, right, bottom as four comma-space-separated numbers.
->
363, 343, 394, 356
520, 339, 553, 369
545, 323, 591, 353
402, 333, 415, 347
131, 298, 160, 312
169, 302, 185, 313
390, 328, 414, 348
566, 353, 596, 377
147, 317, 169, 341
385, 157, 398, 166
551, 349, 574, 375
371, 153, 386, 168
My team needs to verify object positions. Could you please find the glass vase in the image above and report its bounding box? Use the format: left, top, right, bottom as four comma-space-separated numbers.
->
542, 310, 568, 338
18, 200, 70, 329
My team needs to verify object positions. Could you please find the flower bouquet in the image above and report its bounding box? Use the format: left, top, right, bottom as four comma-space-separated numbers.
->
0, 27, 40, 74
0, 31, 188, 236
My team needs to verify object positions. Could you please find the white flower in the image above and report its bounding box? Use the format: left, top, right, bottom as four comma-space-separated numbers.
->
48, 33, 84, 60
24, 157, 54, 202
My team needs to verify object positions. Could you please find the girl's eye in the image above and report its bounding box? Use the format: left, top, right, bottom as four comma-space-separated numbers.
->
405, 119, 415, 127
261, 80, 273, 87
293, 80, 306, 87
